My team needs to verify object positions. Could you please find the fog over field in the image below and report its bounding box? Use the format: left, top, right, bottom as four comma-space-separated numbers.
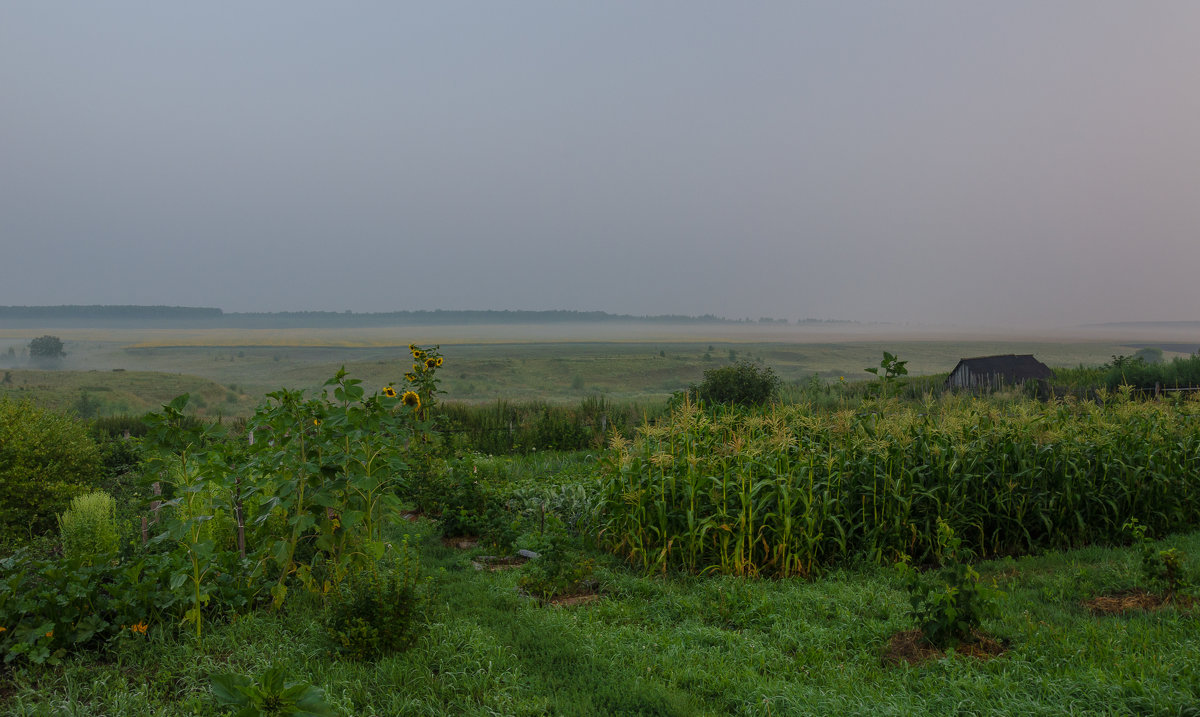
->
3, 3, 1199, 327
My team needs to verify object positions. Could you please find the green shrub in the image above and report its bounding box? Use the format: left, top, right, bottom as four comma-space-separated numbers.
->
1126, 518, 1193, 597
91, 432, 143, 498
405, 457, 518, 548
58, 491, 119, 563
1143, 547, 1189, 597
0, 399, 102, 544
898, 520, 1001, 649
516, 521, 596, 603
687, 360, 780, 407
324, 538, 428, 660
0, 549, 178, 665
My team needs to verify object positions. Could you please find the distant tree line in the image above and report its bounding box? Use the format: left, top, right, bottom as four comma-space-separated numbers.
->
0, 306, 858, 329
0, 305, 221, 320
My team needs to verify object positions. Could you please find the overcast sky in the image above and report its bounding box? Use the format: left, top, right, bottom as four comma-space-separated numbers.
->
2, 3, 1198, 327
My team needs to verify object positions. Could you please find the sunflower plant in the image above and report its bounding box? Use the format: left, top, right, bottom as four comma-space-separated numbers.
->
140, 346, 445, 615
404, 343, 444, 420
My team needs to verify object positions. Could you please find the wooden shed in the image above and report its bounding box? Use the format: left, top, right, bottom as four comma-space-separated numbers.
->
945, 354, 1052, 391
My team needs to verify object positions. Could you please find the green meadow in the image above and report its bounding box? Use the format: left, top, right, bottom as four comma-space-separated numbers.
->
0, 323, 1164, 415
2, 325, 1198, 715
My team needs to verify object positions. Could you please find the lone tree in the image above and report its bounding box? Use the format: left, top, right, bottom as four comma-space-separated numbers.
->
28, 335, 65, 365
688, 360, 781, 407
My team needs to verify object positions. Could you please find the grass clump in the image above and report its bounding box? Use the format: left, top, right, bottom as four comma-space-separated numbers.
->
58, 490, 119, 564
897, 519, 1002, 649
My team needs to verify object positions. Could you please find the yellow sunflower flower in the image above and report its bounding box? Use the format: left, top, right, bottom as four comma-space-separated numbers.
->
435, 356, 443, 367
425, 358, 437, 369
382, 386, 397, 398
401, 391, 421, 409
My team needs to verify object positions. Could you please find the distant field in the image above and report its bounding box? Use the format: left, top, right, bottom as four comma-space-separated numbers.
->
0, 322, 1187, 416
0, 368, 256, 418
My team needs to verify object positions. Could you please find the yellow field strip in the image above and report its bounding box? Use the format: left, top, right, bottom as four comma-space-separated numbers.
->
2, 322, 1192, 348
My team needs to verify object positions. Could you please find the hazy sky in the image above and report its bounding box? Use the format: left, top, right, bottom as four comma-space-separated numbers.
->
3, 3, 1198, 327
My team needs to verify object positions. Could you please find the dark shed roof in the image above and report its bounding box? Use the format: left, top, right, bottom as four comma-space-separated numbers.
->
946, 354, 1052, 388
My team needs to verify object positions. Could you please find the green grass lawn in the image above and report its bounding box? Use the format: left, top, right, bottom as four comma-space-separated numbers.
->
5, 461, 1198, 716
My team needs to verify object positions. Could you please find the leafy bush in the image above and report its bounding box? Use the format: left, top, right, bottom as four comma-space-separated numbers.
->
58, 491, 119, 563
508, 481, 602, 545
1143, 547, 1189, 597
686, 360, 780, 407
405, 456, 516, 547
91, 433, 144, 498
1126, 519, 1193, 597
324, 539, 429, 660
0, 549, 178, 665
897, 520, 1001, 649
1103, 353, 1200, 390
0, 399, 102, 544
517, 520, 596, 602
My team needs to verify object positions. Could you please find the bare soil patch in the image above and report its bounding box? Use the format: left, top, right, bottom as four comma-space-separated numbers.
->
1083, 588, 1194, 616
548, 591, 602, 607
472, 555, 529, 571
442, 536, 479, 550
884, 629, 1007, 666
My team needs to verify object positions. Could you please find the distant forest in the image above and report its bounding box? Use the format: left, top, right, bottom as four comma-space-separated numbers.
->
0, 305, 855, 329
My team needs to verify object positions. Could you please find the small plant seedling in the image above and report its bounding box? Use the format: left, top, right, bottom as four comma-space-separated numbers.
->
211, 666, 336, 717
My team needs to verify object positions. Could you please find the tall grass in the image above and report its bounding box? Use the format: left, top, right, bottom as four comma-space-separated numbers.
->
777, 372, 955, 408
599, 392, 1200, 576
437, 396, 667, 455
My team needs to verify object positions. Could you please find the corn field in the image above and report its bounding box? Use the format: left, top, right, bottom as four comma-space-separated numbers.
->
599, 391, 1200, 577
